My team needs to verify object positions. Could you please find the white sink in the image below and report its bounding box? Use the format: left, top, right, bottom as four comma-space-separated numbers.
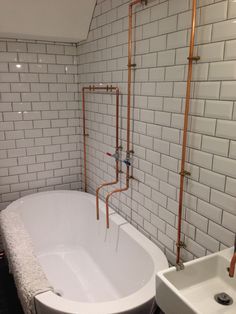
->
156, 247, 236, 314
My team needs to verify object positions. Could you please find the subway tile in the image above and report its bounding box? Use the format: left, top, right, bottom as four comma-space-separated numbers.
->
212, 19, 236, 42
7, 42, 27, 52
202, 135, 229, 157
196, 230, 219, 253
159, 15, 177, 35
205, 100, 233, 119
208, 221, 234, 247
200, 1, 227, 25
199, 168, 225, 191
197, 199, 222, 224
150, 2, 168, 21
222, 212, 236, 233
169, 0, 189, 15
167, 30, 187, 49
229, 141, 236, 159
0, 52, 17, 62
191, 116, 216, 136
194, 82, 220, 100
213, 155, 236, 178
197, 42, 224, 63
225, 177, 236, 198
19, 53, 37, 63
221, 81, 236, 100
216, 120, 236, 140
187, 179, 210, 202
189, 149, 212, 169
211, 189, 236, 215
225, 40, 236, 60
209, 61, 236, 81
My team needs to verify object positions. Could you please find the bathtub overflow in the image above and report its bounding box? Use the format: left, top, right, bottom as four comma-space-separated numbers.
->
54, 289, 63, 297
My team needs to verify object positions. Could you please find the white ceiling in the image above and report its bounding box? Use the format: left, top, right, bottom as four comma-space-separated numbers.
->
0, 0, 97, 43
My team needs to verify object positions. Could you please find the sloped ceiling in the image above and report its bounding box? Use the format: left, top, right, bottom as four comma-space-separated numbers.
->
0, 0, 96, 43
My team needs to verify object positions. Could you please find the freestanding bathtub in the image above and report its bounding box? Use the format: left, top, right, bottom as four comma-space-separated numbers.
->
1, 190, 168, 314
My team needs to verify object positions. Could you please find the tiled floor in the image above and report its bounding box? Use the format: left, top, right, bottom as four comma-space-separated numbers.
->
0, 257, 24, 314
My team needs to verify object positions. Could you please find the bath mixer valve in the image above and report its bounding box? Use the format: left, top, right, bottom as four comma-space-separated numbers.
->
106, 148, 121, 161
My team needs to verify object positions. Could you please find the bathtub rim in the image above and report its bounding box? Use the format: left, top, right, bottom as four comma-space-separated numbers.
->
5, 190, 169, 313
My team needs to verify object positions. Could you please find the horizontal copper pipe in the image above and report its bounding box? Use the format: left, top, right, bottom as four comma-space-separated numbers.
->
176, 0, 197, 267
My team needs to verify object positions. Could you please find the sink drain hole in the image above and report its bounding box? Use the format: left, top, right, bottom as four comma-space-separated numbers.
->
214, 293, 233, 306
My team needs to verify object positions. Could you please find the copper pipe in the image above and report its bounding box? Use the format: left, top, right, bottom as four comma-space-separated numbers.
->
82, 87, 87, 192
96, 88, 120, 220
105, 0, 145, 228
176, 0, 198, 266
229, 253, 236, 277
82, 85, 120, 193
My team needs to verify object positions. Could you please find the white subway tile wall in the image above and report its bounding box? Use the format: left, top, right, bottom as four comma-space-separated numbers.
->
0, 40, 81, 211
77, 0, 236, 264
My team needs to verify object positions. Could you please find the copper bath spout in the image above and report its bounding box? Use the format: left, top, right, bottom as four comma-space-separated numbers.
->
105, 182, 129, 229
95, 88, 120, 220
96, 161, 119, 220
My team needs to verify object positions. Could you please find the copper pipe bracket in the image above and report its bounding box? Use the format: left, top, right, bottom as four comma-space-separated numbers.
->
179, 170, 191, 177
127, 63, 137, 68
188, 56, 200, 62
176, 241, 186, 249
176, 262, 185, 271
129, 175, 139, 181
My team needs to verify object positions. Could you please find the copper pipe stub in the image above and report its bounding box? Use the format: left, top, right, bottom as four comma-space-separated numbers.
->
176, 262, 185, 271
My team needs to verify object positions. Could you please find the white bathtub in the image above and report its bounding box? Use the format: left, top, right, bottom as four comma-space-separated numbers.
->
3, 191, 168, 314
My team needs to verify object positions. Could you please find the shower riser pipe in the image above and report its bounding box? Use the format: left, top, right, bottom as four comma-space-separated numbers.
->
105, 0, 147, 228
176, 0, 199, 268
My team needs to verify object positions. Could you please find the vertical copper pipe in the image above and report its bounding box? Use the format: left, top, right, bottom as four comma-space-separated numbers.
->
176, 0, 198, 266
96, 88, 120, 220
105, 0, 144, 228
82, 87, 87, 192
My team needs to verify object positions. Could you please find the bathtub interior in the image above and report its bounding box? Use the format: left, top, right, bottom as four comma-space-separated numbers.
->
14, 191, 156, 303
